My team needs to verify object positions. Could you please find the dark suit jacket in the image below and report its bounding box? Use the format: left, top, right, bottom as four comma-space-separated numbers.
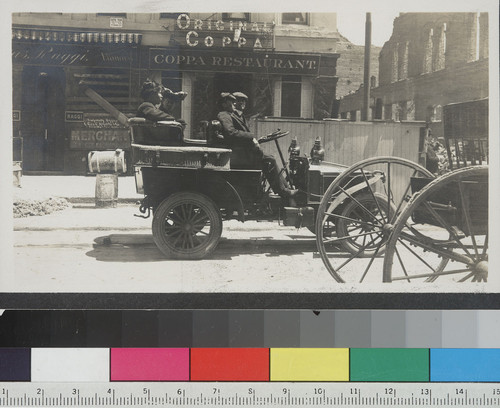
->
216, 110, 254, 146
137, 102, 175, 122
232, 110, 250, 132
217, 110, 261, 169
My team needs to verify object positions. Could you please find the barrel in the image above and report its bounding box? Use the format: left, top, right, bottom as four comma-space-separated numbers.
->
88, 149, 127, 174
95, 173, 118, 208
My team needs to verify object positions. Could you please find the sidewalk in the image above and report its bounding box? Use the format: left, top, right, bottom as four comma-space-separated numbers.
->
13, 175, 143, 204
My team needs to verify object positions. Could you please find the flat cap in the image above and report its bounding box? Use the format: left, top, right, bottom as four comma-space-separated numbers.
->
220, 92, 236, 101
232, 92, 248, 99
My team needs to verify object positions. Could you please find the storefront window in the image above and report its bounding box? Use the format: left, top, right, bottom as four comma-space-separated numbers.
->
222, 13, 250, 21
374, 98, 383, 120
160, 13, 182, 19
282, 13, 309, 25
281, 75, 302, 117
96, 13, 127, 17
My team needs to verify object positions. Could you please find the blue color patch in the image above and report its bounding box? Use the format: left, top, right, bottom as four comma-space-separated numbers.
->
431, 349, 500, 382
0, 348, 31, 381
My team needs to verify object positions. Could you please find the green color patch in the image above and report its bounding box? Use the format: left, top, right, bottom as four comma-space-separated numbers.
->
350, 348, 429, 382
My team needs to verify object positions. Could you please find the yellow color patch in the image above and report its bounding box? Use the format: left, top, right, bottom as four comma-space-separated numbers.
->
270, 348, 349, 381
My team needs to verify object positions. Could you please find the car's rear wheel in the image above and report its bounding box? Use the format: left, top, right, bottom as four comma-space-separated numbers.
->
152, 192, 222, 259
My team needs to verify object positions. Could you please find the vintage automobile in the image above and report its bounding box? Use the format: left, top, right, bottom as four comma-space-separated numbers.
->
80, 83, 397, 263
128, 117, 394, 260
83, 84, 489, 283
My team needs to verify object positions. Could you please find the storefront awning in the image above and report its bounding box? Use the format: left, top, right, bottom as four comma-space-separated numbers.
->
12, 27, 142, 45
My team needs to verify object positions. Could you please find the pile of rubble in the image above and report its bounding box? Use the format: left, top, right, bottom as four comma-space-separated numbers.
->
13, 196, 70, 218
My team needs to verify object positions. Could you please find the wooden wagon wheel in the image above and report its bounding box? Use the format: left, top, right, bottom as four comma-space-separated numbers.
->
316, 156, 434, 283
152, 192, 223, 259
382, 166, 488, 282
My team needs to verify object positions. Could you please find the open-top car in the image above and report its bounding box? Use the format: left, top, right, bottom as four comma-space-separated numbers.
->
129, 117, 391, 260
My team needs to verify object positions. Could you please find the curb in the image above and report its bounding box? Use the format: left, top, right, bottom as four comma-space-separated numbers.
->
66, 197, 141, 204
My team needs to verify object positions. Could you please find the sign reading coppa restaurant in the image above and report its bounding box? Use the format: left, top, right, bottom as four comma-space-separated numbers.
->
173, 13, 273, 49
149, 48, 321, 76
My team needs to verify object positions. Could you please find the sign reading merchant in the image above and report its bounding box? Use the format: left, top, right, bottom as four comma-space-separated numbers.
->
173, 14, 273, 49
69, 113, 130, 150
149, 48, 321, 76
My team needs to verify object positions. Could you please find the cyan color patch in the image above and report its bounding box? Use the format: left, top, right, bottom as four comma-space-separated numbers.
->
431, 349, 500, 382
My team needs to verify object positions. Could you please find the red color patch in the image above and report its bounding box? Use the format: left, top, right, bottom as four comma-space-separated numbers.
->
191, 348, 269, 381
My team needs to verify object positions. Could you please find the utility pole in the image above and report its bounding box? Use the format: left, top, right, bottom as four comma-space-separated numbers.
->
362, 12, 372, 121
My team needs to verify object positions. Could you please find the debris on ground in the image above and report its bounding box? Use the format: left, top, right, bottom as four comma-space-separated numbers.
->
13, 197, 71, 218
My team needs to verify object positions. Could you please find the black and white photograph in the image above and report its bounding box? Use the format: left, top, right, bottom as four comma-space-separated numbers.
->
1, 0, 498, 307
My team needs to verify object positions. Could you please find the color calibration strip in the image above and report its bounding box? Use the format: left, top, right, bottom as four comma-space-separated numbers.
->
1, 348, 499, 382
1, 310, 499, 348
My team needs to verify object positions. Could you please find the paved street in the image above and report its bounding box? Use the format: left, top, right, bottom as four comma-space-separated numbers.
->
6, 175, 492, 293
6, 204, 409, 293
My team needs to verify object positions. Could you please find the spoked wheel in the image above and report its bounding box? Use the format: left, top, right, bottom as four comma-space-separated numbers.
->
335, 192, 394, 256
316, 157, 434, 283
383, 166, 488, 283
307, 218, 336, 237
152, 192, 223, 259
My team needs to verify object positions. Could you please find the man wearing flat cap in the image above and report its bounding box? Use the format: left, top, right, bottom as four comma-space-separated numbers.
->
232, 91, 250, 131
216, 92, 296, 199
136, 80, 175, 122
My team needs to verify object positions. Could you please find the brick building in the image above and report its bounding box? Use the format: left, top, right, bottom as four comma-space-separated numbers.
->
339, 12, 489, 134
12, 12, 346, 174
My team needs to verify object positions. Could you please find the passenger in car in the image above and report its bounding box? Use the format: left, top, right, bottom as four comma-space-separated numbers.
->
136, 80, 175, 122
217, 92, 297, 199
160, 87, 188, 128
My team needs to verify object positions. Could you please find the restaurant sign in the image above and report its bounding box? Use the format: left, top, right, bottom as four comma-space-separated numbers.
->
173, 14, 273, 50
69, 113, 130, 150
149, 48, 321, 76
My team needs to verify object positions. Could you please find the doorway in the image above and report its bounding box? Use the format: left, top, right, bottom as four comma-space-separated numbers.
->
214, 72, 253, 115
21, 66, 65, 172
214, 73, 252, 97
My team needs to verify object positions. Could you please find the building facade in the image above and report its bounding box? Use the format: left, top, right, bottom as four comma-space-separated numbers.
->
339, 12, 489, 132
12, 12, 341, 174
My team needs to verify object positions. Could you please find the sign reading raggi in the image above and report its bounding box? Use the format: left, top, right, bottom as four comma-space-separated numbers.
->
12, 43, 136, 67
173, 13, 273, 49
149, 48, 320, 76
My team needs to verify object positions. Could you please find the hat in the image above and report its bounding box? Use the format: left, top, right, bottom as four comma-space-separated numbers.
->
162, 88, 188, 101
220, 92, 236, 102
232, 92, 248, 100
140, 80, 161, 99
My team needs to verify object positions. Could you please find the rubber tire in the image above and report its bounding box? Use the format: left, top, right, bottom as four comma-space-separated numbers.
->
335, 192, 392, 256
152, 192, 222, 260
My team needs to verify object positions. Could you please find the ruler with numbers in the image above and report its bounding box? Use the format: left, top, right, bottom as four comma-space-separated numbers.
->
1, 382, 499, 407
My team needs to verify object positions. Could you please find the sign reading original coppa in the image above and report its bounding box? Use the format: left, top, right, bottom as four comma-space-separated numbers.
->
174, 13, 273, 49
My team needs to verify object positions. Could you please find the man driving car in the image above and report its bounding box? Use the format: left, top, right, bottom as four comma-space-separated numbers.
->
216, 92, 297, 199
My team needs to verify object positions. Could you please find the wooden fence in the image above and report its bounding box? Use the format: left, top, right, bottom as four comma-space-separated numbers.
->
252, 118, 428, 203
252, 118, 426, 167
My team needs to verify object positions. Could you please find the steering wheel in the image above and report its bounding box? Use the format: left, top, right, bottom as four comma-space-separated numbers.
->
258, 129, 290, 144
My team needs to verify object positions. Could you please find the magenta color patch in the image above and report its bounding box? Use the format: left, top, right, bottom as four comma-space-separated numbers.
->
110, 348, 189, 381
